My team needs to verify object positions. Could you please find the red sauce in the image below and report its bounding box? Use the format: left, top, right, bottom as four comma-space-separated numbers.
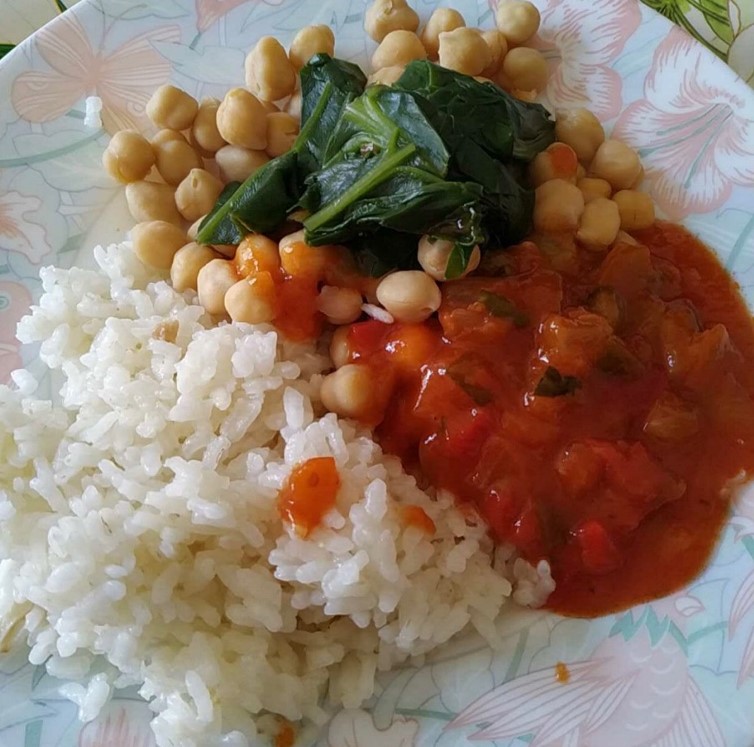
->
344, 223, 754, 616
278, 457, 341, 538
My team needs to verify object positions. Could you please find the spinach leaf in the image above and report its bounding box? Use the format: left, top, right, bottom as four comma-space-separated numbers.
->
351, 230, 421, 276
304, 169, 483, 246
534, 367, 581, 397
197, 151, 299, 244
453, 139, 534, 245
197, 55, 366, 245
298, 54, 367, 173
395, 60, 555, 162
194, 181, 239, 244
301, 85, 481, 248
394, 61, 548, 246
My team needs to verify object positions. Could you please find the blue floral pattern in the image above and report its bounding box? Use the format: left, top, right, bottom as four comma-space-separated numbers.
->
1, 1, 754, 745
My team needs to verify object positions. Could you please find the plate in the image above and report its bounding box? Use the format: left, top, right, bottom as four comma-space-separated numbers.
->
2, 1, 754, 745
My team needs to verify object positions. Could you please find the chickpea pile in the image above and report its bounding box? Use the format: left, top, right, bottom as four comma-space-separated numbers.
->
101, 0, 654, 423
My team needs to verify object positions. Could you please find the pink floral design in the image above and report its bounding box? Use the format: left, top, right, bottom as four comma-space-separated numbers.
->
612, 27, 754, 220
448, 605, 723, 746
195, 0, 259, 32
534, 0, 641, 120
0, 189, 53, 264
11, 14, 181, 133
78, 707, 154, 747
328, 709, 418, 747
0, 281, 32, 385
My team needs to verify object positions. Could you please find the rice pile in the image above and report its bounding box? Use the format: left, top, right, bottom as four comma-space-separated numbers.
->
0, 244, 553, 746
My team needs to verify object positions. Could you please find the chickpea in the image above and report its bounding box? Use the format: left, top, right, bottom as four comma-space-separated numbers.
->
279, 230, 341, 280
533, 178, 585, 233
417, 236, 481, 280
438, 27, 492, 76
576, 197, 621, 251
612, 190, 655, 231
481, 30, 508, 76
151, 131, 203, 187
190, 98, 225, 156
421, 8, 465, 59
497, 47, 548, 94
146, 84, 199, 131
125, 181, 181, 224
187, 215, 207, 241
376, 271, 441, 323
576, 163, 587, 179
372, 30, 426, 70
555, 108, 605, 163
330, 326, 352, 368
215, 145, 269, 183
131, 221, 187, 270
630, 165, 645, 189
224, 273, 278, 324
235, 233, 282, 280
175, 168, 224, 222
289, 25, 335, 70
216, 88, 268, 150
266, 112, 300, 158
245, 36, 297, 102
102, 130, 155, 183
320, 363, 377, 420
364, 0, 419, 43
170, 242, 218, 292
578, 177, 612, 203
589, 139, 642, 191
151, 129, 184, 147
529, 142, 579, 186
367, 65, 405, 86
317, 286, 363, 325
260, 100, 279, 114
197, 259, 239, 315
495, 0, 541, 45
285, 89, 302, 120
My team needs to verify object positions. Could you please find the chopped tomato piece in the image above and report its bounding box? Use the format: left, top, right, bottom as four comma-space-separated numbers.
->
278, 457, 340, 538
401, 505, 436, 535
347, 319, 390, 359
574, 520, 620, 574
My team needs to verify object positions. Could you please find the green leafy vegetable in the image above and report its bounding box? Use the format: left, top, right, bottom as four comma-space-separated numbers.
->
534, 367, 582, 397
197, 152, 300, 244
300, 85, 484, 246
197, 55, 366, 244
394, 61, 554, 246
479, 290, 529, 327
197, 55, 556, 275
298, 54, 368, 173
394, 61, 555, 161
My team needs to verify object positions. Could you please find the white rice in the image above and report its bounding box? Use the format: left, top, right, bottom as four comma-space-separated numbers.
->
0, 243, 553, 746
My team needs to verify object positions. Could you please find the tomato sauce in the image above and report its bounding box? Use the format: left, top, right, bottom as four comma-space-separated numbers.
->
343, 223, 754, 616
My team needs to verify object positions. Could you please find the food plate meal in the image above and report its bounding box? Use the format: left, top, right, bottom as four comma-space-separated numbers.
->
2, 0, 754, 745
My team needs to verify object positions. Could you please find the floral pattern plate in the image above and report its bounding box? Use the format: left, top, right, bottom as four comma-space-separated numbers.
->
1, 1, 754, 746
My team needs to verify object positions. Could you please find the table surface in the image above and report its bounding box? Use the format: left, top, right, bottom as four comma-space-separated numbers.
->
2, 0, 753, 87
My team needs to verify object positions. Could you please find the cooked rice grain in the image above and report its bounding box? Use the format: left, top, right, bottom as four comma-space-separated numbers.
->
0, 243, 551, 746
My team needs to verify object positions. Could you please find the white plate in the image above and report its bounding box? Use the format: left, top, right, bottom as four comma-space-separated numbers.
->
2, 1, 754, 745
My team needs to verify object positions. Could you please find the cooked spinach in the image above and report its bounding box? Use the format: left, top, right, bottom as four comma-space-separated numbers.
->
479, 290, 529, 327
197, 55, 366, 245
197, 55, 556, 275
534, 367, 582, 397
297, 54, 368, 174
